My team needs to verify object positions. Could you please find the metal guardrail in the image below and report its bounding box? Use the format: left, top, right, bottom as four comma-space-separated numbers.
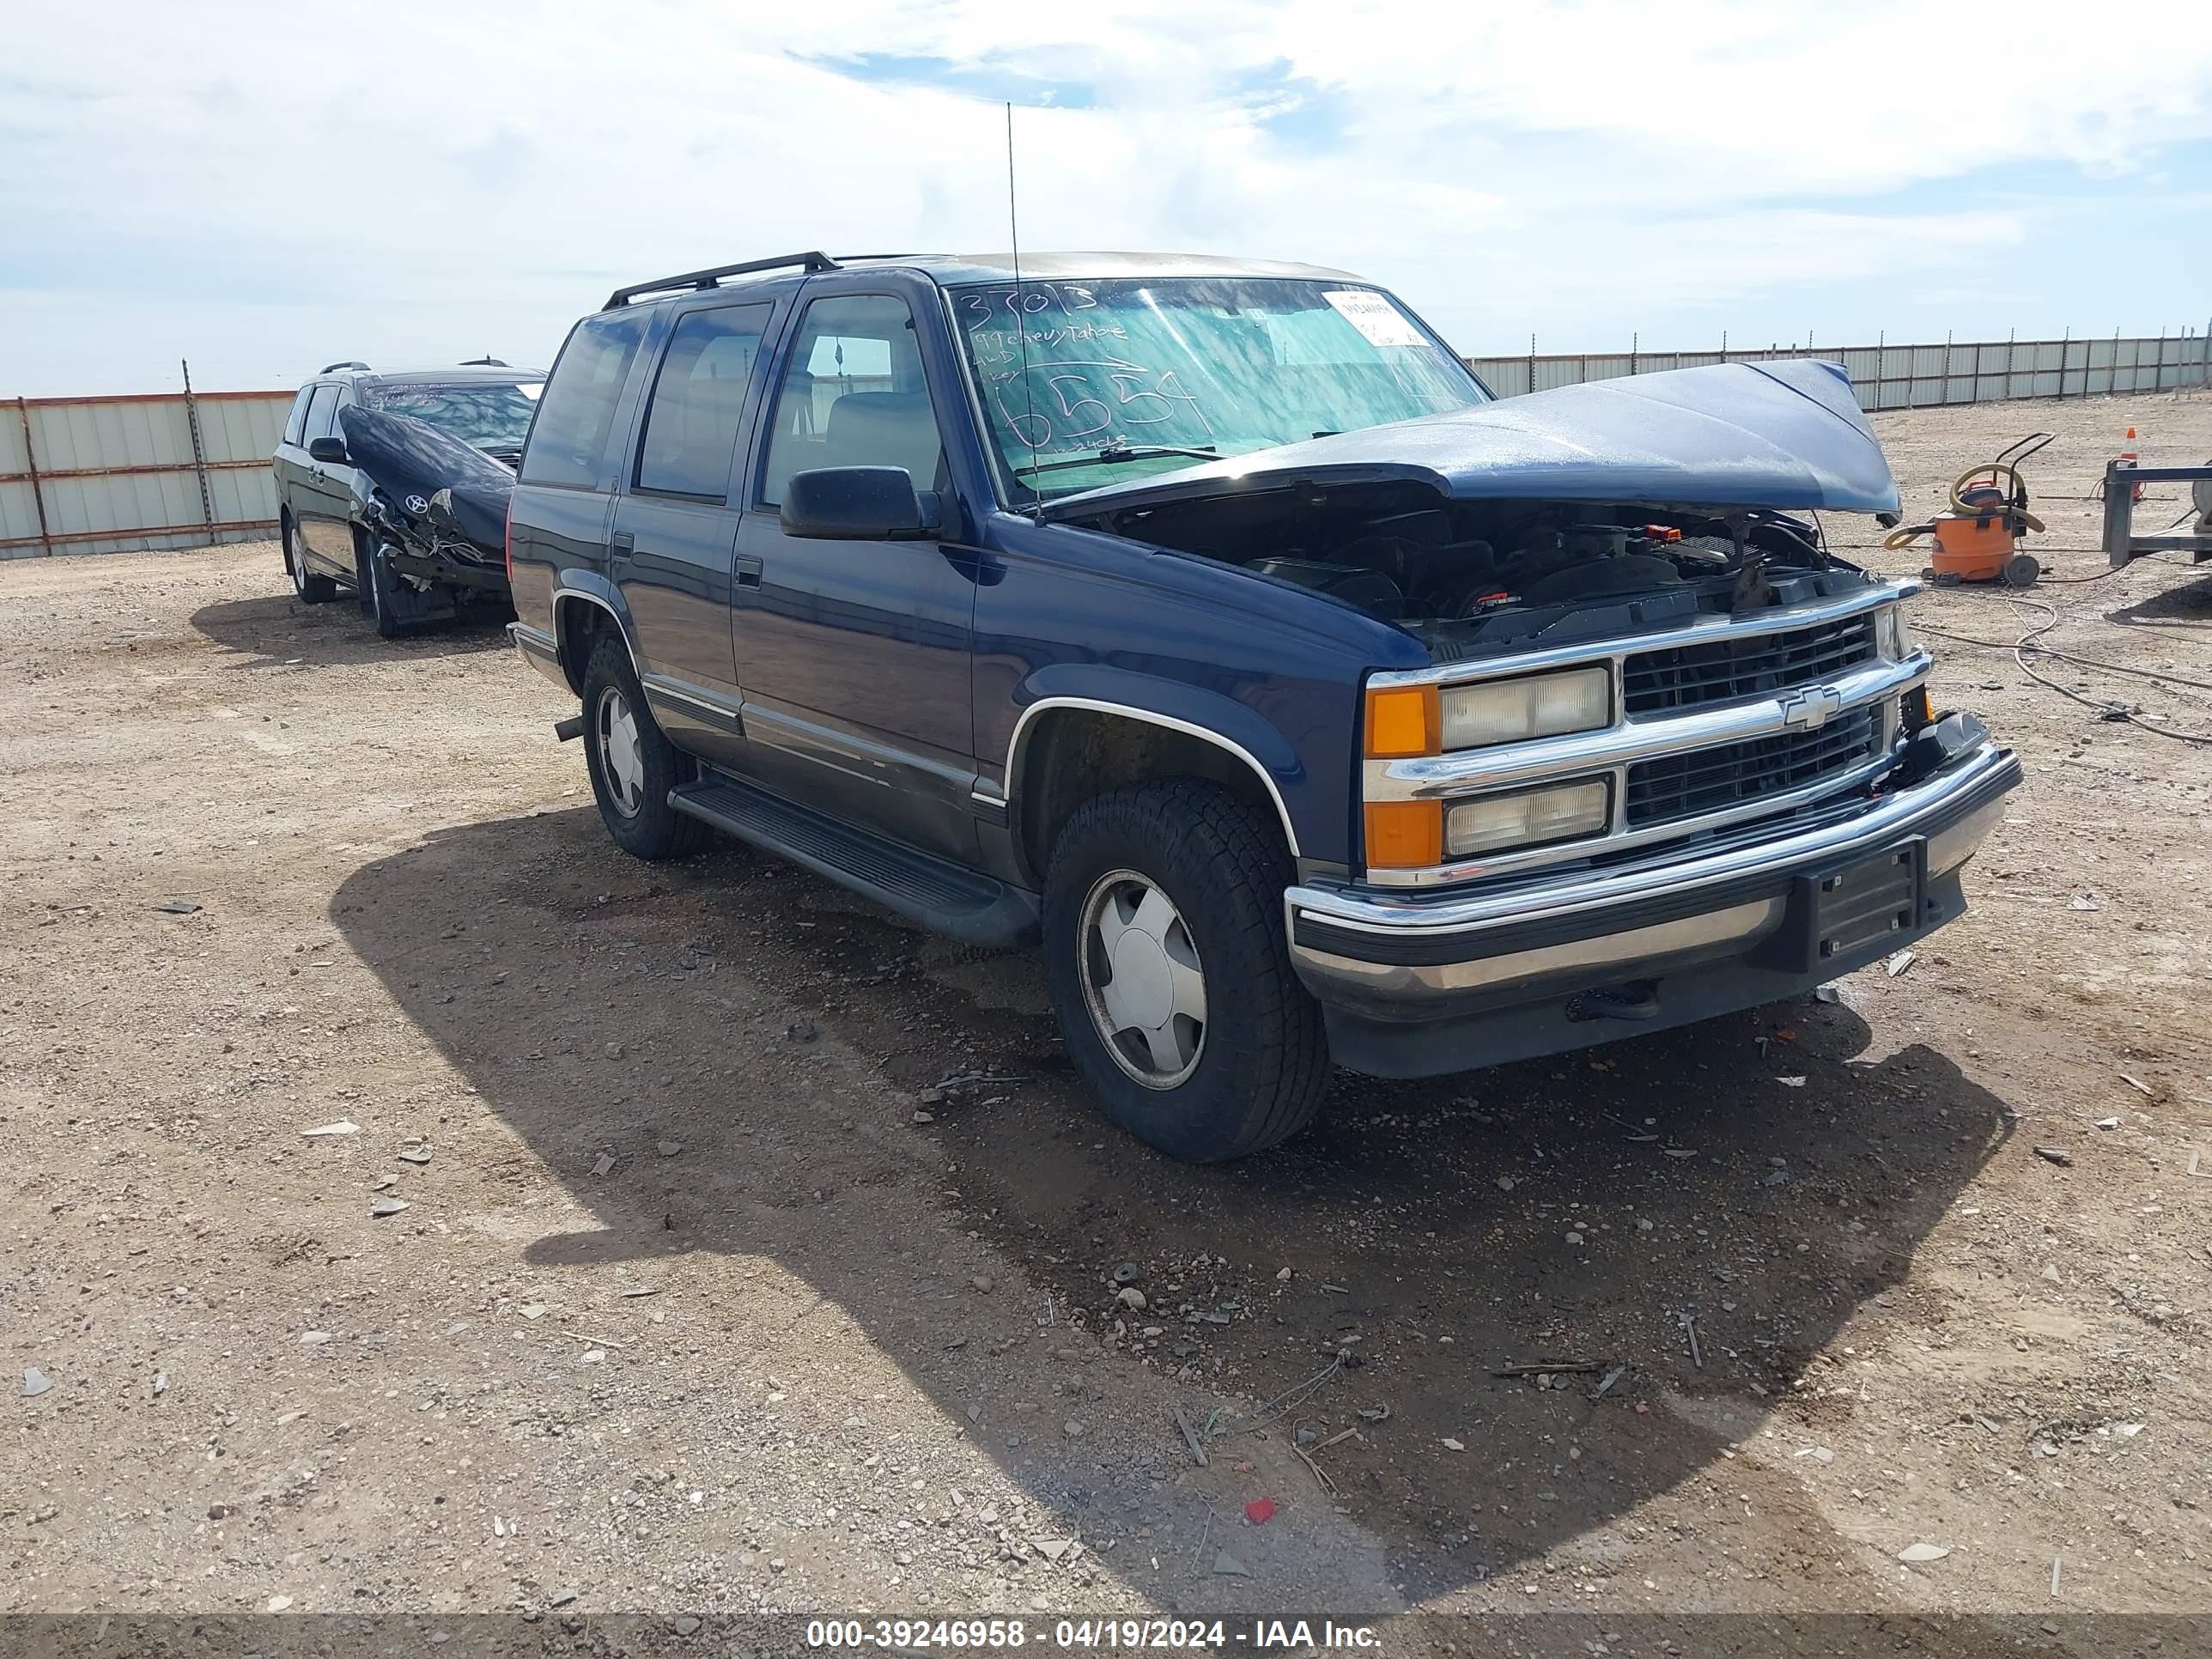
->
1464, 331, 2212, 409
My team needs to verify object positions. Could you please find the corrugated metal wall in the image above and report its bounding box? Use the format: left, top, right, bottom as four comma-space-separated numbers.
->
3, 391, 291, 560
8, 331, 2208, 559
1464, 333, 2212, 406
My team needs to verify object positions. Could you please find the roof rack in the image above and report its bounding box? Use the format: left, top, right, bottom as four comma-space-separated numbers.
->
605, 252, 841, 310
459, 356, 509, 367
319, 360, 369, 374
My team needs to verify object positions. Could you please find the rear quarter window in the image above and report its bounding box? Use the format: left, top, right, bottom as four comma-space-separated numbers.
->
283, 386, 314, 447
520, 310, 653, 489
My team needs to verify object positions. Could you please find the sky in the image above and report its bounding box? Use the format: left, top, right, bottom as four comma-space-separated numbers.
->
5, 0, 2211, 395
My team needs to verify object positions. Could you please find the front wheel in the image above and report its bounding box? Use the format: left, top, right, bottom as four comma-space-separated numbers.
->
1043, 780, 1328, 1162
360, 538, 408, 639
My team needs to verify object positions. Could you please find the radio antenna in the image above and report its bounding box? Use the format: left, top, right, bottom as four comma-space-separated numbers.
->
1006, 101, 1042, 514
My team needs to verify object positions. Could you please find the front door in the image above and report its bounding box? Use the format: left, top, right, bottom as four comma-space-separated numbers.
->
730, 289, 981, 862
610, 299, 777, 767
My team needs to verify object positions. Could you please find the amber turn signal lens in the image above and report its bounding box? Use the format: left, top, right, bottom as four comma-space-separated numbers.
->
1364, 684, 1440, 758
1364, 799, 1443, 869
1903, 686, 1933, 731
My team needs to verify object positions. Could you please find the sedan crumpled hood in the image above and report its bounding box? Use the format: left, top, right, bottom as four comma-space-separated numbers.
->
1041, 357, 1901, 520
340, 404, 515, 552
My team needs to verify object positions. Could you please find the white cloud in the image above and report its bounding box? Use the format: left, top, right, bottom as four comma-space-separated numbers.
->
3, 0, 2209, 392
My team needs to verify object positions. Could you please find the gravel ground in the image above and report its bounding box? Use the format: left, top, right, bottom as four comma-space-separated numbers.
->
5, 389, 2212, 1653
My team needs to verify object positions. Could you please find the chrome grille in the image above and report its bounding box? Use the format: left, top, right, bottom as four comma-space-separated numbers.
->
1623, 616, 1878, 714
1624, 707, 1881, 829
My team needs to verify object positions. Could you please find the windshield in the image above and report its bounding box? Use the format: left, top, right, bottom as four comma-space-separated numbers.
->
951, 276, 1484, 500
371, 381, 544, 451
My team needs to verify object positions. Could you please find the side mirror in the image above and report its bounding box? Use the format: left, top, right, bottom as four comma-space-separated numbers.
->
780, 466, 940, 541
307, 436, 349, 465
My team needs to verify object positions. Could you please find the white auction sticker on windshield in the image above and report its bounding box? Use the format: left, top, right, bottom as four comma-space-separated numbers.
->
1322, 289, 1426, 347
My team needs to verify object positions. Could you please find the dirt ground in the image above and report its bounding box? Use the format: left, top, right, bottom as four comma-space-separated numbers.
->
5, 389, 2212, 1654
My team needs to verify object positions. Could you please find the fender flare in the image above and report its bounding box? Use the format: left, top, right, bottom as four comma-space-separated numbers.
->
1001, 673, 1308, 865
550, 574, 641, 696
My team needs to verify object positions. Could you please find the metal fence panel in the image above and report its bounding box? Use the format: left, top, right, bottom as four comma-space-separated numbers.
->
1455, 332, 2206, 416
2, 390, 291, 558
8, 335, 2209, 559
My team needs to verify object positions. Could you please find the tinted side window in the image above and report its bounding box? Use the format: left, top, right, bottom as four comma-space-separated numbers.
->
520, 310, 652, 489
283, 386, 313, 447
634, 302, 774, 498
760, 294, 943, 507
303, 384, 340, 441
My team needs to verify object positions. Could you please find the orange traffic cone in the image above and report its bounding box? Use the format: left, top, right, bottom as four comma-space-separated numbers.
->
2119, 427, 2143, 502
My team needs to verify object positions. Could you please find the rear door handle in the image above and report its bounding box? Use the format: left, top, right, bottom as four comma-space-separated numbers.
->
611, 532, 635, 554
735, 555, 763, 587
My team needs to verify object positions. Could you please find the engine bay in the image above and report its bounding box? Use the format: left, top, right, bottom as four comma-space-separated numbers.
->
1076, 481, 1881, 661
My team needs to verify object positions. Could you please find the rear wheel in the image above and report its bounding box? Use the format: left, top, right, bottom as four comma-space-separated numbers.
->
285, 515, 338, 604
1043, 779, 1328, 1162
580, 636, 708, 861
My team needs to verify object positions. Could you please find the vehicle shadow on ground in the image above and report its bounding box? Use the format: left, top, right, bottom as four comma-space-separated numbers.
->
189, 592, 513, 670
331, 805, 2015, 1607
2105, 563, 2212, 625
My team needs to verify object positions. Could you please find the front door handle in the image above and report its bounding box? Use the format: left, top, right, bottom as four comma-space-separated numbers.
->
611, 532, 635, 555
735, 555, 763, 587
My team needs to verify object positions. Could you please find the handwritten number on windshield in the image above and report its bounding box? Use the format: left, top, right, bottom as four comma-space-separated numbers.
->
994, 362, 1212, 451
962, 285, 1213, 450
1046, 374, 1112, 441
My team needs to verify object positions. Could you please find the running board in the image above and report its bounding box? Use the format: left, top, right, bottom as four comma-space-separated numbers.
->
670, 771, 1040, 949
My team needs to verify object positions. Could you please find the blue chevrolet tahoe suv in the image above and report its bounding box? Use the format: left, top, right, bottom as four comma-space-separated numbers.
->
505, 250, 2020, 1162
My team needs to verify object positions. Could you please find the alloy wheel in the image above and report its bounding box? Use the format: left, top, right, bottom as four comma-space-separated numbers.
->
595, 685, 646, 818
1076, 868, 1207, 1089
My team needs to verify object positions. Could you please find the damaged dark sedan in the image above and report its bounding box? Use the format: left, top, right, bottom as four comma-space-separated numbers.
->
272, 362, 544, 635
501, 252, 2020, 1162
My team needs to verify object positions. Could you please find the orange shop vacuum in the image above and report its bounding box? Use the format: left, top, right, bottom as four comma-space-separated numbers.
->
1883, 431, 2050, 587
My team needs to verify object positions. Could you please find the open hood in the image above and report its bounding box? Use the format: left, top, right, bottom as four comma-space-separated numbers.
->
1039, 358, 1900, 521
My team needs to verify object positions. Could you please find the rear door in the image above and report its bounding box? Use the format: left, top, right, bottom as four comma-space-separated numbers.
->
271, 384, 315, 534
293, 382, 358, 575
729, 284, 981, 861
610, 298, 779, 766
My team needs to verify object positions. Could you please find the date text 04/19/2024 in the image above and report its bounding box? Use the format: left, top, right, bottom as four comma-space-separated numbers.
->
803, 1618, 1382, 1649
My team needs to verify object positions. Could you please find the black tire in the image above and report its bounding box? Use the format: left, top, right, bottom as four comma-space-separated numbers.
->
580, 635, 708, 861
1042, 779, 1328, 1162
284, 514, 338, 604
358, 536, 407, 640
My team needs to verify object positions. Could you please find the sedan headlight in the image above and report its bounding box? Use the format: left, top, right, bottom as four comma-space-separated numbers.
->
1446, 778, 1612, 858
1440, 665, 1611, 750
1874, 603, 1912, 660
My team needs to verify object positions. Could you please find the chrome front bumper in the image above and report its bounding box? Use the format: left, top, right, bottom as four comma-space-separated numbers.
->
1285, 739, 2019, 1071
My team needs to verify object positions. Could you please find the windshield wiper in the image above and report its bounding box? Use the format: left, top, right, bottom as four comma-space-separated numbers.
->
1018, 442, 1218, 478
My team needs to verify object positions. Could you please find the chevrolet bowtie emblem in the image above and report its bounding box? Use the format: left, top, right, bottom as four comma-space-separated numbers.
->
1778, 685, 1845, 730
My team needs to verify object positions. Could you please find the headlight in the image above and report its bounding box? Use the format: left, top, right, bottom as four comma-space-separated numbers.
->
1440, 665, 1611, 750
1445, 778, 1612, 858
1875, 604, 1912, 659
